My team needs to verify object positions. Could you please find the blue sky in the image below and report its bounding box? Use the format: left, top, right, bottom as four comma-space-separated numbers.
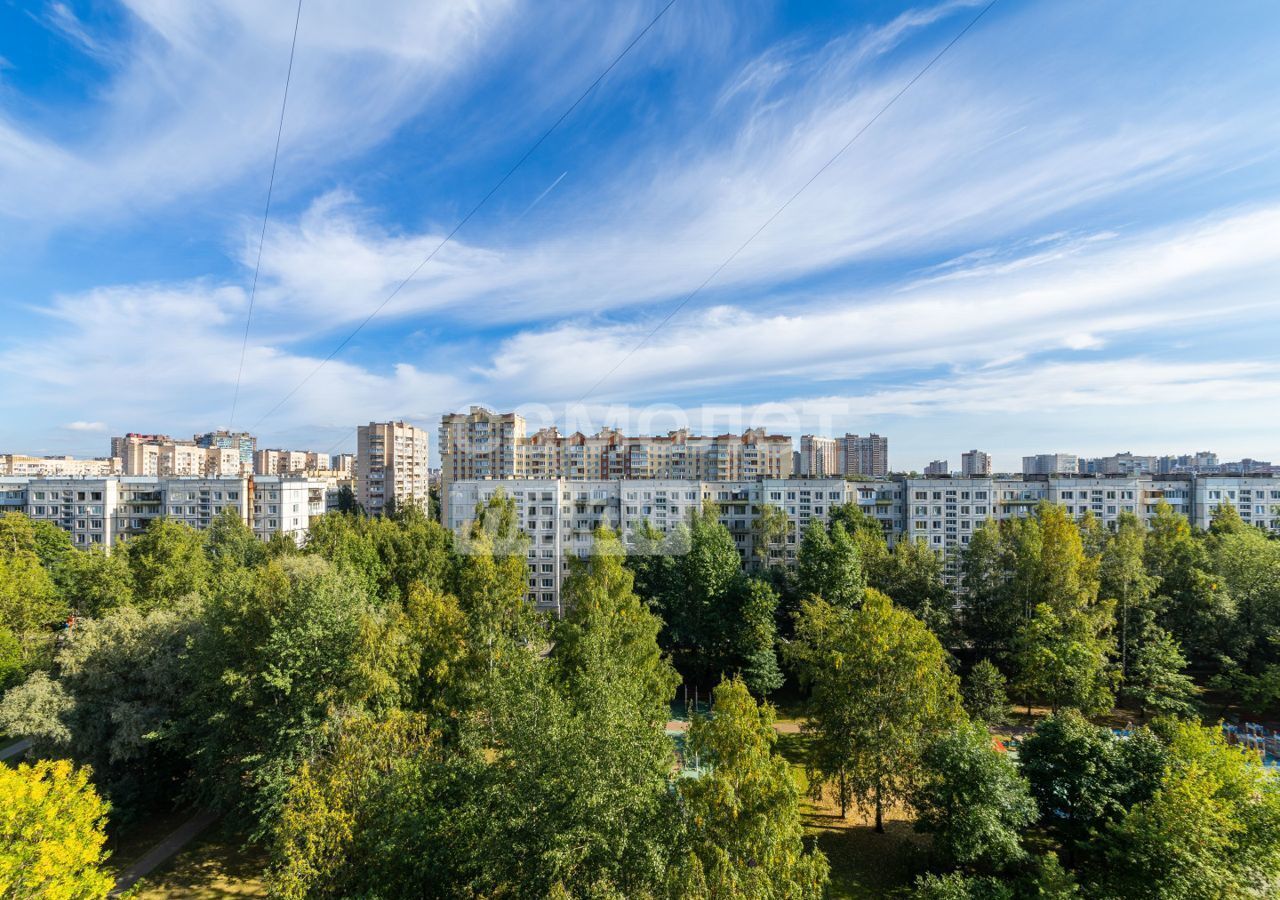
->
1, 0, 1278, 471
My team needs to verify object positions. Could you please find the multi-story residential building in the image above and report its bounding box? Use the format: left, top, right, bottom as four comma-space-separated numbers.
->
445, 477, 903, 613
330, 453, 356, 475
839, 434, 889, 476
113, 433, 244, 477
254, 448, 330, 475
799, 435, 840, 476
357, 421, 431, 516
1022, 453, 1079, 475
448, 471, 1278, 611
439, 408, 794, 495
1157, 451, 1219, 474
1079, 452, 1158, 476
251, 475, 330, 544
2, 474, 342, 548
961, 450, 992, 476
1, 455, 121, 477
924, 460, 949, 476
194, 430, 256, 472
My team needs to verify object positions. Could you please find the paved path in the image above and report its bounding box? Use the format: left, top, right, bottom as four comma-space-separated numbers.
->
0, 738, 31, 761
110, 809, 221, 897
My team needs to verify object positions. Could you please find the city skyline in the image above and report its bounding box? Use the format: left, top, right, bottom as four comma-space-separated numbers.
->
2, 2, 1279, 468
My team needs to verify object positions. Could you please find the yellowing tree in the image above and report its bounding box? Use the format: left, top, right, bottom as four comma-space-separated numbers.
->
0, 759, 113, 900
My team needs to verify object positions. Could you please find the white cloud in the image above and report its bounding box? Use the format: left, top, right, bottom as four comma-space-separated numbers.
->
63, 420, 107, 432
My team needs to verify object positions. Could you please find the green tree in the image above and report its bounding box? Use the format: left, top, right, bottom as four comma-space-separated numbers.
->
124, 517, 210, 610
789, 589, 963, 830
1209, 502, 1248, 536
728, 575, 784, 695
205, 507, 265, 572
1012, 602, 1116, 715
365, 506, 453, 603
962, 659, 1010, 725
0, 601, 202, 816
913, 720, 1035, 871
958, 520, 1017, 656
880, 537, 952, 639
1098, 719, 1280, 898
828, 502, 890, 587
0, 626, 22, 691
752, 503, 790, 572
552, 528, 679, 711
1099, 512, 1159, 680
185, 557, 390, 834
1019, 710, 1167, 859
1144, 501, 1225, 664
796, 520, 864, 609
0, 759, 113, 900
58, 547, 135, 618
673, 676, 828, 898
1210, 526, 1280, 674
0, 513, 66, 669
394, 582, 472, 723
1124, 627, 1197, 718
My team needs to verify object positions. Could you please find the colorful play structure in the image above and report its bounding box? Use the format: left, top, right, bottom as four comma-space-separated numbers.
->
1223, 721, 1280, 767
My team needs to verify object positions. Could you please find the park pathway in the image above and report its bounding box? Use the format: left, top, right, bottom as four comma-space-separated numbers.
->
110, 809, 221, 897
0, 738, 31, 761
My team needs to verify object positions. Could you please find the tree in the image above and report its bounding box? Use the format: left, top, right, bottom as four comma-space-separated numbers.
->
913, 721, 1035, 872
962, 659, 1010, 725
1144, 501, 1225, 665
124, 517, 210, 610
552, 528, 679, 711
880, 537, 952, 639
958, 520, 1017, 656
58, 547, 135, 618
0, 759, 113, 900
394, 582, 472, 723
1124, 627, 1196, 718
205, 507, 265, 572
673, 676, 828, 898
790, 589, 963, 830
796, 520, 864, 609
1099, 512, 1159, 680
0, 601, 202, 817
0, 626, 22, 691
0, 513, 65, 670
752, 503, 790, 572
1208, 502, 1248, 536
1209, 527, 1280, 674
828, 502, 891, 587
1098, 720, 1280, 898
1018, 710, 1167, 859
728, 576, 784, 695
1012, 602, 1116, 716
185, 557, 390, 834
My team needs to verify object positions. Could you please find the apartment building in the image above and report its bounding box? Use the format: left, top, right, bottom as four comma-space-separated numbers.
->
439, 408, 793, 494
1022, 453, 1079, 475
330, 453, 356, 476
840, 434, 889, 476
924, 460, 949, 476
357, 421, 431, 516
113, 433, 246, 477
194, 431, 256, 472
799, 435, 840, 476
1079, 452, 1158, 476
445, 477, 903, 613
251, 475, 331, 544
254, 448, 331, 475
961, 450, 992, 476
447, 471, 1277, 611
0, 454, 121, 477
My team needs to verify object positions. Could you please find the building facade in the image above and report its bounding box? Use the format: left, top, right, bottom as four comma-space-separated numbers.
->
357, 421, 431, 516
113, 433, 247, 477
924, 460, 949, 476
799, 435, 840, 476
439, 408, 794, 495
1022, 453, 1079, 475
839, 433, 889, 476
961, 450, 992, 476
1, 455, 121, 477
446, 472, 1278, 611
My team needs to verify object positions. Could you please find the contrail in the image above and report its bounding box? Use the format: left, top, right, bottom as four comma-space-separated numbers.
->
521, 171, 568, 217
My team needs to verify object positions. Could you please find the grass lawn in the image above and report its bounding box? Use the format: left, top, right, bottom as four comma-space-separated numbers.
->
776, 731, 927, 898
129, 835, 268, 899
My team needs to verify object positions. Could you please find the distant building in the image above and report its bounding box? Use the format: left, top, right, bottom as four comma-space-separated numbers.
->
113, 432, 249, 477
839, 434, 889, 476
1022, 453, 1079, 475
961, 450, 992, 476
0, 454, 121, 477
193, 431, 256, 472
1079, 452, 1157, 476
357, 421, 431, 516
924, 460, 949, 476
438, 407, 793, 495
799, 435, 840, 476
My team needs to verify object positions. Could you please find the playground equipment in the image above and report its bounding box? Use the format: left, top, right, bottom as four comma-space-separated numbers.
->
1222, 721, 1280, 767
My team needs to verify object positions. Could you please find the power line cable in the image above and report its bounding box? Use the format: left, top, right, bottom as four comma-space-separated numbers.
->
229, 0, 304, 428
247, 0, 679, 431
575, 0, 999, 404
